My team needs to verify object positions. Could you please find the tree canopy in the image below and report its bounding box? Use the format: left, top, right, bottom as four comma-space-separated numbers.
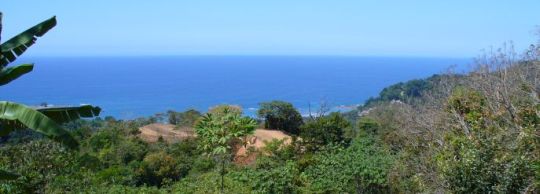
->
257, 101, 303, 135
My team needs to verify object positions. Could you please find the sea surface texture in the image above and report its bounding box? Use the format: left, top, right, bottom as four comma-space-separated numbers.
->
0, 56, 469, 119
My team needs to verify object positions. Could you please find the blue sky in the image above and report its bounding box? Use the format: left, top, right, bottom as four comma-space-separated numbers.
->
2, 0, 539, 57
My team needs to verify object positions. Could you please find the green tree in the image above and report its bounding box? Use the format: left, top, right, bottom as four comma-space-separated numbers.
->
257, 101, 303, 135
168, 109, 202, 127
0, 13, 100, 180
85, 128, 148, 167
194, 107, 257, 193
300, 112, 350, 152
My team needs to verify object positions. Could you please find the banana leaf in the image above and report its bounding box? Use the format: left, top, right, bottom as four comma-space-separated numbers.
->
36, 105, 101, 124
0, 63, 33, 86
0, 16, 56, 67
0, 101, 78, 149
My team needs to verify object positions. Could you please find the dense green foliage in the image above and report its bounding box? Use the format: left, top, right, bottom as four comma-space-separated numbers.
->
0, 140, 77, 192
257, 101, 304, 135
300, 112, 350, 151
301, 135, 393, 193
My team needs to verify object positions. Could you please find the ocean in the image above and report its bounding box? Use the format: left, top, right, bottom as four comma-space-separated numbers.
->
0, 56, 470, 119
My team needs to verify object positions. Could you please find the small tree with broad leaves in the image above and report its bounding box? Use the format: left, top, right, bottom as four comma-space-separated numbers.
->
194, 107, 256, 193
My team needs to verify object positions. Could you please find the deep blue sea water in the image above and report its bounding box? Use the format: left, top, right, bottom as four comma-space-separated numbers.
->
0, 56, 470, 119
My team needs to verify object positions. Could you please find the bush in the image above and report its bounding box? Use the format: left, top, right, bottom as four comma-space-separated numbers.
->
301, 135, 394, 193
84, 129, 148, 167
167, 109, 202, 127
231, 161, 300, 194
356, 117, 380, 135
135, 151, 190, 187
258, 101, 303, 135
300, 112, 350, 151
436, 88, 537, 193
96, 165, 137, 186
171, 171, 251, 194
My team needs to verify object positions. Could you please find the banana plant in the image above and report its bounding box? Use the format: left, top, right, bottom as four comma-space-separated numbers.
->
0, 12, 101, 180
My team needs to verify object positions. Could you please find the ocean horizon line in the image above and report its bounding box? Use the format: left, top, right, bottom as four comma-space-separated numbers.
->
18, 54, 474, 60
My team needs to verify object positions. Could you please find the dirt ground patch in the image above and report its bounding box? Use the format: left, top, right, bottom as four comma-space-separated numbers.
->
138, 124, 292, 164
138, 123, 195, 143
234, 129, 292, 165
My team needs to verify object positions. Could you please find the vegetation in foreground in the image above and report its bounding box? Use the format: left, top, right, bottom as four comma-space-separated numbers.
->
0, 14, 538, 194
0, 13, 100, 182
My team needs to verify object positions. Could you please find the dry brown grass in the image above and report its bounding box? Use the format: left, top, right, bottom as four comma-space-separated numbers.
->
138, 123, 195, 143
139, 123, 292, 164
